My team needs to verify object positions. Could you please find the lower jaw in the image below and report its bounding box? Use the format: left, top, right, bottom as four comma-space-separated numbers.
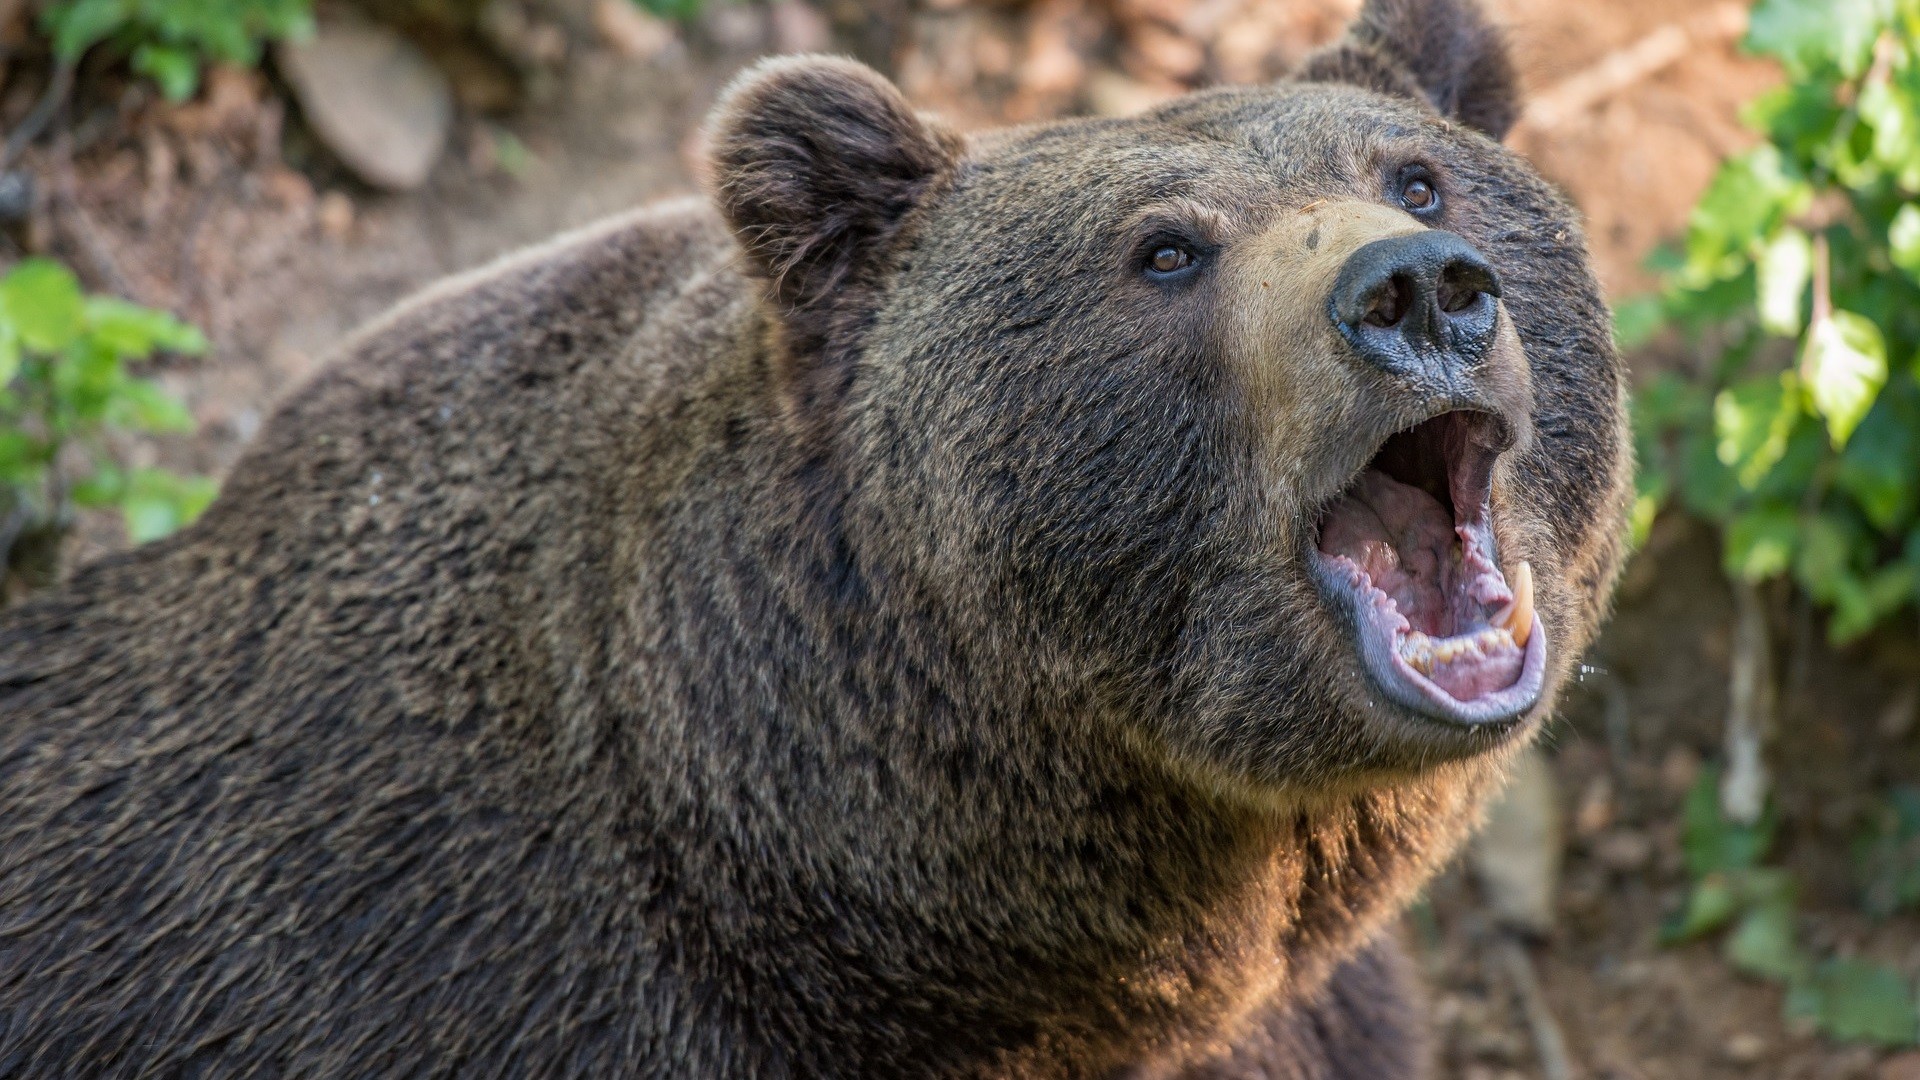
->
1313, 560, 1549, 726
1356, 611, 1547, 725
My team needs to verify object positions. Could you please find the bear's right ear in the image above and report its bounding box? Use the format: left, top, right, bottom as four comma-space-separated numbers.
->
1297, 0, 1520, 141
706, 56, 961, 313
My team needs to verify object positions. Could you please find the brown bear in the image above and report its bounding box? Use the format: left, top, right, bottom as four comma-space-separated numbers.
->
0, 0, 1631, 1074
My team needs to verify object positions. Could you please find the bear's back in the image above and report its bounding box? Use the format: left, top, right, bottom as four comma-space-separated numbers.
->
0, 200, 775, 1078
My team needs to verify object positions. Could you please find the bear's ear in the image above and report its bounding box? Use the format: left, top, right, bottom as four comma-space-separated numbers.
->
706, 55, 961, 312
1297, 0, 1520, 141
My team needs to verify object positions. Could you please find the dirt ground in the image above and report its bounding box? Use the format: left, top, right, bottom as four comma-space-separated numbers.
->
8, 0, 1916, 1076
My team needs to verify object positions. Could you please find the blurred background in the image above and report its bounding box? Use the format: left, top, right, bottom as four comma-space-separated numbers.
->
1, 0, 1917, 1076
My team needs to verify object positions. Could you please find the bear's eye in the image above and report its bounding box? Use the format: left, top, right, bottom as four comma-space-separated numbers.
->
1148, 246, 1194, 275
1399, 175, 1438, 213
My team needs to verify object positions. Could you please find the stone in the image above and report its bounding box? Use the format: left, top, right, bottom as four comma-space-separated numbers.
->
770, 0, 831, 54
278, 18, 452, 191
1881, 1050, 1920, 1080
1722, 1031, 1766, 1064
1470, 745, 1564, 936
594, 0, 675, 59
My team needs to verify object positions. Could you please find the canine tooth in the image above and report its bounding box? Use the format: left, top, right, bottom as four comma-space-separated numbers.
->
1502, 561, 1534, 647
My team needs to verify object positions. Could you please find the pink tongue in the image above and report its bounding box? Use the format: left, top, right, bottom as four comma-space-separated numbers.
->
1317, 470, 1458, 635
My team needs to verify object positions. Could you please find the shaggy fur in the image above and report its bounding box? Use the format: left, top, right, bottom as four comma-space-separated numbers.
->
0, 1, 1630, 1075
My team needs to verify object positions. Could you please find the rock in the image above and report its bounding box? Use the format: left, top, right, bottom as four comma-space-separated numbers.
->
1659, 744, 1701, 795
1122, 23, 1205, 82
278, 18, 452, 191
594, 0, 676, 59
1883, 1050, 1920, 1080
701, 5, 768, 52
317, 191, 355, 241
1573, 773, 1613, 837
1018, 19, 1083, 99
0, 171, 32, 225
1592, 828, 1653, 873
1722, 1031, 1767, 1064
260, 167, 315, 211
1878, 679, 1920, 739
1470, 745, 1563, 936
770, 0, 831, 54
1085, 69, 1176, 118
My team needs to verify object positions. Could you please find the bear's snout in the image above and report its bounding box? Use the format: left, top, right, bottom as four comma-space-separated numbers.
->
1329, 230, 1502, 385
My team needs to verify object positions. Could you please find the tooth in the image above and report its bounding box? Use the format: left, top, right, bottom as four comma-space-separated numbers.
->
1502, 561, 1534, 647
1400, 631, 1434, 673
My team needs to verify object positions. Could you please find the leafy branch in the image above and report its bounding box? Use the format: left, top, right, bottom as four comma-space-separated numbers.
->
1, 258, 216, 598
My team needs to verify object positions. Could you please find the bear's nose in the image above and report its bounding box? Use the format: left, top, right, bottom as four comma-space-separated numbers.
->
1328, 231, 1501, 381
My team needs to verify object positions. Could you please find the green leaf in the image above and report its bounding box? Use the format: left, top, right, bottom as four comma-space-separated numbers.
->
0, 258, 86, 353
1753, 420, 1828, 504
1663, 874, 1742, 942
1793, 512, 1861, 603
1803, 310, 1889, 447
1838, 391, 1919, 530
132, 42, 201, 103
121, 468, 217, 543
1726, 889, 1804, 982
1892, 204, 1920, 284
1756, 228, 1813, 336
1823, 561, 1917, 644
1715, 373, 1802, 488
1635, 372, 1711, 431
68, 463, 125, 508
1679, 428, 1742, 520
1859, 51, 1920, 185
1682, 148, 1812, 287
1628, 492, 1661, 549
44, 0, 133, 61
0, 323, 19, 387
1613, 294, 1666, 351
1726, 505, 1801, 581
1683, 766, 1776, 875
1744, 80, 1847, 164
1789, 959, 1918, 1045
0, 429, 39, 484
107, 379, 196, 433
1746, 0, 1891, 78
85, 297, 206, 359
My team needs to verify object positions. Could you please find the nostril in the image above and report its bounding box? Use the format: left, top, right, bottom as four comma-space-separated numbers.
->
1362, 274, 1414, 328
1436, 258, 1498, 315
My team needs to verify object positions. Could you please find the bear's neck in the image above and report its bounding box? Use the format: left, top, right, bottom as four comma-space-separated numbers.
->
623, 432, 1497, 1076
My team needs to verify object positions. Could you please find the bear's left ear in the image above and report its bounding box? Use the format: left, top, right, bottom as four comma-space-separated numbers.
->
706, 55, 962, 313
1297, 0, 1520, 141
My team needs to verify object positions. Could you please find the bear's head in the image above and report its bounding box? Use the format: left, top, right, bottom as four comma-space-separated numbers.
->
707, 0, 1630, 798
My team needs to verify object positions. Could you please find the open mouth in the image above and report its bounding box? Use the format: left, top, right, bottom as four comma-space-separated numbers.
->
1311, 410, 1546, 725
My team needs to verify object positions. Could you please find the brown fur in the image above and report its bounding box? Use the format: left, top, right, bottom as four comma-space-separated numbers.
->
0, 1, 1630, 1075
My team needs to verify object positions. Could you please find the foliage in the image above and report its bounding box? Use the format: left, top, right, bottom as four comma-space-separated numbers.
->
1632, 0, 1920, 646
1856, 785, 1920, 917
41, 0, 314, 102
1666, 769, 1920, 1045
1, 258, 216, 578
632, 0, 711, 22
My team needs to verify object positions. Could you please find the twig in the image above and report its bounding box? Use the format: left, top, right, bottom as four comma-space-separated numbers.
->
1493, 933, 1577, 1080
1515, 4, 1748, 134
0, 57, 76, 172
1722, 577, 1777, 825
